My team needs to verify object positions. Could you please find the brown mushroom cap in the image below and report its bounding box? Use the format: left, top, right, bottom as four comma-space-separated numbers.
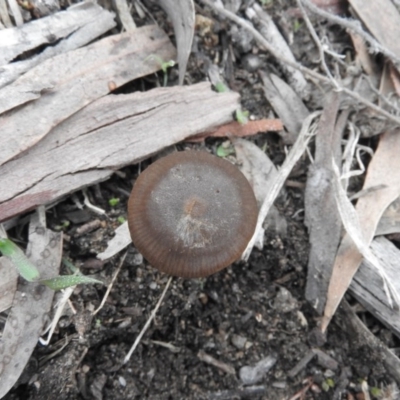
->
127, 151, 258, 278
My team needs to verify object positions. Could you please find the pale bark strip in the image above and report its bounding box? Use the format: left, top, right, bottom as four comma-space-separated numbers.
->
0, 25, 176, 166
0, 3, 116, 88
0, 83, 239, 222
0, 3, 112, 66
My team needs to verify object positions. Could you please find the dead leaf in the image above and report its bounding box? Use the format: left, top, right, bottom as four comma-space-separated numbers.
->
304, 91, 342, 314
389, 63, 400, 97
189, 119, 283, 142
349, 0, 400, 60
309, 0, 347, 15
114, 0, 136, 31
0, 210, 62, 399
97, 222, 131, 261
349, 32, 379, 81
0, 257, 18, 313
0, 25, 176, 166
0, 83, 239, 222
350, 237, 400, 338
322, 129, 400, 332
234, 139, 287, 238
259, 71, 309, 143
332, 160, 397, 307
158, 0, 195, 85
376, 196, 400, 236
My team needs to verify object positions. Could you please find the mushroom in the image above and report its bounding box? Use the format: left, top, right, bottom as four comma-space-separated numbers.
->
127, 151, 258, 278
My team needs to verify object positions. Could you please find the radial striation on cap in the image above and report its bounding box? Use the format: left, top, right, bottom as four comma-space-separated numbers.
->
127, 151, 258, 278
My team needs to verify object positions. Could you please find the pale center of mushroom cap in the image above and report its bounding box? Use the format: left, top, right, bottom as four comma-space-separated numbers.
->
147, 161, 243, 254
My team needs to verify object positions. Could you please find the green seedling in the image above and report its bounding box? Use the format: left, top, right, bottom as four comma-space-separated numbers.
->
108, 197, 120, 207
0, 238, 40, 281
293, 19, 302, 33
370, 386, 382, 398
0, 237, 102, 290
41, 275, 103, 290
146, 55, 175, 87
117, 216, 126, 224
214, 81, 229, 93
235, 108, 249, 125
260, 0, 273, 6
321, 378, 335, 392
54, 220, 70, 231
217, 142, 235, 158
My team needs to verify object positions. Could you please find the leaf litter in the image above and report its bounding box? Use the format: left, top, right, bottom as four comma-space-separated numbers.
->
2, 0, 400, 398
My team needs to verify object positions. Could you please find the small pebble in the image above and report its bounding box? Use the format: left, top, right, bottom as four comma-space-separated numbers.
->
273, 287, 298, 313
242, 54, 262, 72
231, 334, 247, 350
239, 355, 277, 385
118, 376, 126, 387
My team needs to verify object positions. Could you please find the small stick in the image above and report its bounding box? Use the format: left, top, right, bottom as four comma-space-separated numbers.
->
296, 0, 335, 83
124, 276, 173, 364
92, 251, 127, 316
198, 350, 236, 375
242, 112, 321, 260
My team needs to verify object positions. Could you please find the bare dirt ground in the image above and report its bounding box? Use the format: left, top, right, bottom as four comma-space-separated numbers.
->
2, 0, 400, 399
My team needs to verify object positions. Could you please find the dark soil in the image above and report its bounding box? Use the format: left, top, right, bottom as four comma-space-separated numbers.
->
3, 1, 399, 399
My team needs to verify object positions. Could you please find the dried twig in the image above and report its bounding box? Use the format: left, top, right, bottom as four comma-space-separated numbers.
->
124, 276, 173, 363
296, 0, 335, 84
242, 111, 321, 260
198, 351, 236, 375
200, 0, 400, 126
92, 251, 127, 316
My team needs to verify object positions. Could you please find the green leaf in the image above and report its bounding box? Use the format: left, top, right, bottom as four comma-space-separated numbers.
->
235, 108, 249, 125
62, 258, 79, 274
117, 216, 126, 224
370, 387, 382, 397
40, 275, 103, 290
0, 238, 40, 281
108, 197, 120, 207
214, 82, 229, 93
217, 144, 235, 158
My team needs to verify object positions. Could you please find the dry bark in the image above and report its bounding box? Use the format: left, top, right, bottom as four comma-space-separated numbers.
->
0, 83, 239, 222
